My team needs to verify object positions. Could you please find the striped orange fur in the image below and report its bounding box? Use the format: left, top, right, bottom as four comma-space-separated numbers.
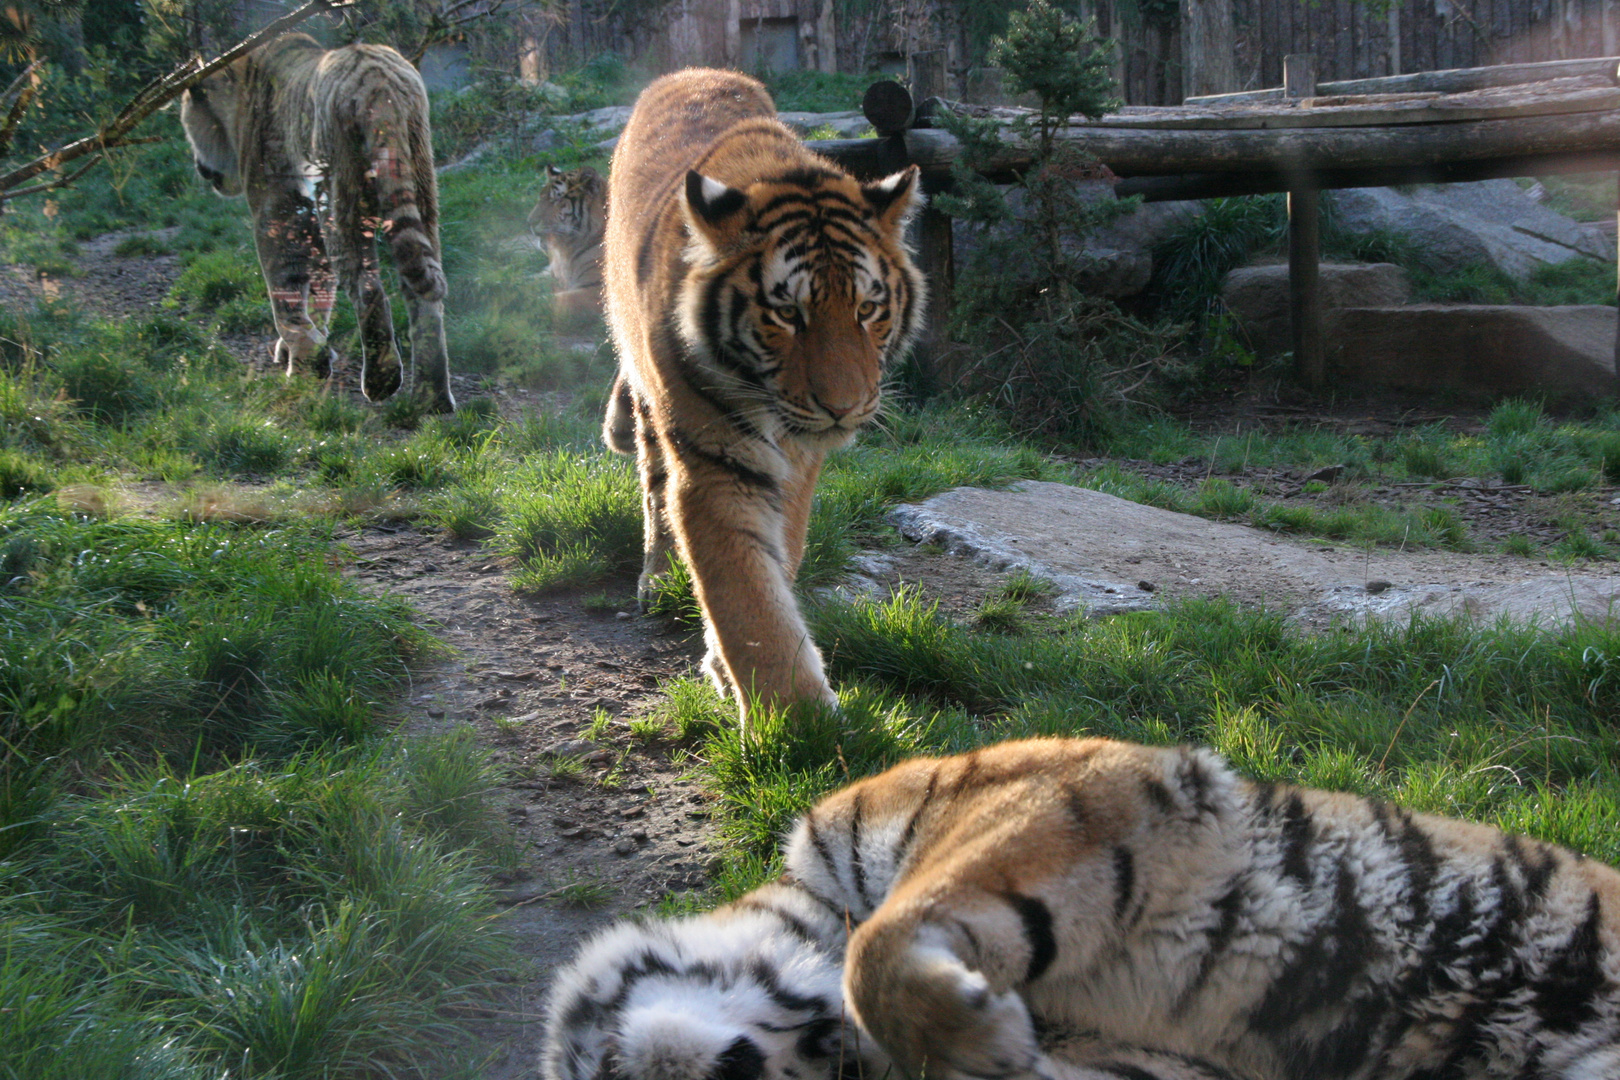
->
547, 737, 1620, 1080
602, 68, 925, 724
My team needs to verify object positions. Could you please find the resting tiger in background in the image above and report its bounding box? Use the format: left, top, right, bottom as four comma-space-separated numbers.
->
602, 68, 925, 725
180, 33, 456, 413
528, 164, 606, 326
544, 737, 1620, 1080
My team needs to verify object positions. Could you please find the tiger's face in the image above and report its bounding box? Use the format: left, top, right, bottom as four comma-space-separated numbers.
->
676, 164, 925, 445
544, 905, 887, 1080
529, 165, 606, 239
179, 69, 244, 197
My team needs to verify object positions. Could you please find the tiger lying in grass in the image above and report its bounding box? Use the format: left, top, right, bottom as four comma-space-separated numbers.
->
543, 737, 1620, 1080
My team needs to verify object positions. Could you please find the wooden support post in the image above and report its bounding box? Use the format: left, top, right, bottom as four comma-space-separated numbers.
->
1289, 187, 1324, 391
1283, 54, 1317, 100
912, 193, 954, 396
1614, 170, 1619, 396
908, 50, 948, 105
1284, 54, 1323, 392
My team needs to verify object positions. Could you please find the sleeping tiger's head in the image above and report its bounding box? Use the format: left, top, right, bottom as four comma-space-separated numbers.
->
543, 886, 887, 1080
676, 162, 926, 446
530, 165, 607, 240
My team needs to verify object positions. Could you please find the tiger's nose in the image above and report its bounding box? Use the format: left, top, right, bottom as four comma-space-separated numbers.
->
815, 396, 856, 421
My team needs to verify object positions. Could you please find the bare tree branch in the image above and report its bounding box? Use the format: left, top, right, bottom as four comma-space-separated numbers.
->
0, 61, 43, 160
0, 0, 356, 203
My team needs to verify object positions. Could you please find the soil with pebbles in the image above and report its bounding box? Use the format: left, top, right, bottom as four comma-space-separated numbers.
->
32, 227, 1620, 1078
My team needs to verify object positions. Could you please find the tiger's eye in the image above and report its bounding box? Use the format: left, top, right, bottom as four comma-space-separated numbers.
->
857, 300, 877, 319
776, 304, 802, 326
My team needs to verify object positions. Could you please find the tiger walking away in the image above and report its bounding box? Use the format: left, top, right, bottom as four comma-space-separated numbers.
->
544, 737, 1620, 1080
180, 33, 456, 413
601, 68, 926, 726
529, 164, 606, 327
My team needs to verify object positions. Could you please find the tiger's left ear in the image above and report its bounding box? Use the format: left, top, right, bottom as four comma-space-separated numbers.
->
861, 165, 924, 233
683, 171, 750, 251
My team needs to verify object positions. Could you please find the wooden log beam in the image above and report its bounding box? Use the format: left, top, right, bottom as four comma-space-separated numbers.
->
1111, 150, 1620, 200
806, 135, 914, 180
891, 110, 1620, 183
1186, 55, 1620, 106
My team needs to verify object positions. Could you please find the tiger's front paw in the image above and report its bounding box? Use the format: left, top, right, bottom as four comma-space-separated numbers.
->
935, 967, 1041, 1080
867, 939, 1040, 1080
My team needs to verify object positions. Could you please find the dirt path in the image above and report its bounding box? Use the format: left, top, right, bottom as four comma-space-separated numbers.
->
340, 525, 719, 1079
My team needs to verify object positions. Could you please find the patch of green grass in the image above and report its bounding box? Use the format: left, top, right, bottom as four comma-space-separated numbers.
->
113, 232, 174, 257
494, 449, 641, 591
764, 69, 871, 112
0, 499, 509, 1077
1000, 567, 1055, 602
1195, 477, 1254, 517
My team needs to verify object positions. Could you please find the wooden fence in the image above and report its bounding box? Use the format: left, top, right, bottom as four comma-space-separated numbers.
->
1088, 0, 1620, 106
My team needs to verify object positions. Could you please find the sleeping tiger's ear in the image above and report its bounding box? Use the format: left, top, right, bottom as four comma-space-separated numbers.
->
861, 165, 924, 233
683, 171, 749, 249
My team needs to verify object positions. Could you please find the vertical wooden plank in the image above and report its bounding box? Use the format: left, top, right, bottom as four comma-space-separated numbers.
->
1337, 0, 1353, 80
1386, 1, 1399, 74
1182, 0, 1237, 100
1283, 52, 1316, 97
1605, 0, 1619, 57
1359, 0, 1370, 77
1257, 0, 1270, 86
1613, 169, 1619, 397
908, 49, 947, 103
1422, 0, 1438, 72
1446, 0, 1458, 65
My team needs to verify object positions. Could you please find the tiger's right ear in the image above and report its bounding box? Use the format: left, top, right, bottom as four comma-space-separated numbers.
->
683, 171, 749, 250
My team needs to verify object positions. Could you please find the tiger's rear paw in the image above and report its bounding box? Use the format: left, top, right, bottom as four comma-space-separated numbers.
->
362, 349, 403, 402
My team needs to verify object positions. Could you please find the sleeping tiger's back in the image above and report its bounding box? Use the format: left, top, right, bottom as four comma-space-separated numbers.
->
798, 739, 1620, 1080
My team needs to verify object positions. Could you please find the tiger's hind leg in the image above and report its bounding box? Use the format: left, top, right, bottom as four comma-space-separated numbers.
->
392, 143, 454, 414
318, 171, 403, 404
630, 389, 677, 610
252, 185, 335, 380
845, 915, 1043, 1080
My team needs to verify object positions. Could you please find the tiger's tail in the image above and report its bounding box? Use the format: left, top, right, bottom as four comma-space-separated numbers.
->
360, 70, 445, 303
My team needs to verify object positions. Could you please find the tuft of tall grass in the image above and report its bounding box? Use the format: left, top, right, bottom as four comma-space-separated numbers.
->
494, 449, 641, 591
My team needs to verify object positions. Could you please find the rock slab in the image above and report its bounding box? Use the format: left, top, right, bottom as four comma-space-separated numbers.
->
888, 481, 1620, 627
1325, 304, 1616, 400
1331, 181, 1611, 279
1222, 262, 1410, 359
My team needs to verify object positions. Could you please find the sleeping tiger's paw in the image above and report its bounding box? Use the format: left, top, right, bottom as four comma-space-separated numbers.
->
945, 976, 1040, 1080
898, 943, 1039, 1080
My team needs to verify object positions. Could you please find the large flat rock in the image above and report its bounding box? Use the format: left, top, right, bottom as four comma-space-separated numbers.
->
1223, 262, 1410, 360
1326, 304, 1617, 401
887, 481, 1620, 626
